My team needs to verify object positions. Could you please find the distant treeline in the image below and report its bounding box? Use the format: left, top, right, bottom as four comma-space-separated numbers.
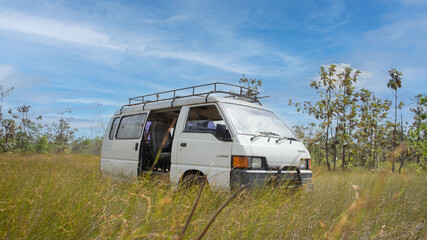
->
0, 86, 102, 155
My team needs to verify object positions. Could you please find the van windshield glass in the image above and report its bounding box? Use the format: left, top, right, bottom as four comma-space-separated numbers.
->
222, 103, 295, 138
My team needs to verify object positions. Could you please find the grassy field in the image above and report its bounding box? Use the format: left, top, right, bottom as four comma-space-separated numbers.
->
0, 154, 425, 239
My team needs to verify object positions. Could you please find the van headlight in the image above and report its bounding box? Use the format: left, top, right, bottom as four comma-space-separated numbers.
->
233, 156, 264, 169
251, 157, 262, 169
300, 158, 311, 170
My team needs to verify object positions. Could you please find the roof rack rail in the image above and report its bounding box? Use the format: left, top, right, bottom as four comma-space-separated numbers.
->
123, 82, 268, 112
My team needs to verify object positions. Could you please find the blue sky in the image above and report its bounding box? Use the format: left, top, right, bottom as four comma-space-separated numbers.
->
0, 0, 426, 137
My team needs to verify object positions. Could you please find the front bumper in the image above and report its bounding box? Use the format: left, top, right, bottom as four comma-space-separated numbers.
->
230, 169, 312, 189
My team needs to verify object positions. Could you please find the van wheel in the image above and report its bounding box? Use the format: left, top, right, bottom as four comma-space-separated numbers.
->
179, 173, 206, 190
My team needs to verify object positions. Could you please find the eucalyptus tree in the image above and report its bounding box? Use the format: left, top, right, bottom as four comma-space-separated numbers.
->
49, 109, 77, 153
1, 119, 16, 151
290, 65, 337, 170
357, 89, 391, 168
0, 85, 14, 121
16, 105, 30, 149
329, 98, 339, 169
334, 67, 360, 169
1, 109, 18, 151
387, 68, 403, 172
371, 98, 391, 168
408, 93, 426, 165
353, 89, 369, 166
15, 105, 43, 151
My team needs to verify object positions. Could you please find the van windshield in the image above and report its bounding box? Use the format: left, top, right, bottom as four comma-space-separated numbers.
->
222, 103, 296, 138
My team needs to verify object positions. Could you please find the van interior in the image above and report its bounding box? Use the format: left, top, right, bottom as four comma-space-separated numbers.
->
139, 107, 180, 174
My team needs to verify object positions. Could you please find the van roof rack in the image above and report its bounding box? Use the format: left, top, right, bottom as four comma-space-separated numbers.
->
125, 82, 268, 108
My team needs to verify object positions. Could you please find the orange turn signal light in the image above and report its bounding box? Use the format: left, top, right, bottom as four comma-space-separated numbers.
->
233, 156, 249, 168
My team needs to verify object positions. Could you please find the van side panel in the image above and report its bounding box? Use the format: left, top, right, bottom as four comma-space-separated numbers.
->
100, 158, 138, 177
100, 112, 149, 177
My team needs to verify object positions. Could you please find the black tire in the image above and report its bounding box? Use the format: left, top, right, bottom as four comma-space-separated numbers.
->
179, 173, 206, 190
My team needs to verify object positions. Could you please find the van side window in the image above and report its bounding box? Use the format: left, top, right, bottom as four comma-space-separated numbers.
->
185, 105, 224, 133
116, 114, 147, 139
109, 117, 120, 140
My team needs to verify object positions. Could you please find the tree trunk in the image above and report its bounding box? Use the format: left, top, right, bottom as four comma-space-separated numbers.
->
398, 156, 404, 174
373, 132, 378, 168
398, 115, 405, 174
392, 91, 397, 173
325, 88, 332, 171
368, 128, 374, 169
325, 121, 330, 171
333, 143, 337, 170
361, 150, 365, 166
347, 153, 351, 168
342, 118, 346, 170
332, 115, 338, 170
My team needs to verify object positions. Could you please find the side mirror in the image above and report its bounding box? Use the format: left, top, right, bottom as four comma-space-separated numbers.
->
223, 129, 232, 141
216, 124, 232, 141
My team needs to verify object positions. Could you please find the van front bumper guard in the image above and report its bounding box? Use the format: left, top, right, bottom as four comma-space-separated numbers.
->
230, 169, 312, 188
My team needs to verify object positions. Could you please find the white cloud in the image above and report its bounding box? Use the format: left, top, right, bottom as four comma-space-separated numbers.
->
0, 64, 20, 88
0, 65, 14, 80
0, 10, 301, 76
364, 17, 427, 50
57, 98, 122, 106
0, 64, 42, 89
0, 11, 248, 73
143, 49, 247, 74
0, 11, 123, 50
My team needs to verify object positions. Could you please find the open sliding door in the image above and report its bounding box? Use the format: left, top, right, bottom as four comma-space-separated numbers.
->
101, 111, 149, 177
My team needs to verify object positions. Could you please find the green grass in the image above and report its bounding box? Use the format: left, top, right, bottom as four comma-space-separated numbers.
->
0, 153, 425, 239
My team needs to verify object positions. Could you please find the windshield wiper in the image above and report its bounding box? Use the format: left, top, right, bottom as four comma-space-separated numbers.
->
250, 132, 279, 141
259, 131, 279, 136
276, 137, 299, 144
250, 133, 267, 141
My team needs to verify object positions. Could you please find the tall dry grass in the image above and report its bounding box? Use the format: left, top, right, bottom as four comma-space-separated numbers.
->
0, 153, 425, 239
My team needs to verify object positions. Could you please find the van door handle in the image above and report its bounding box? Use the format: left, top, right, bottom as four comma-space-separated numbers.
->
180, 143, 187, 147
135, 143, 139, 151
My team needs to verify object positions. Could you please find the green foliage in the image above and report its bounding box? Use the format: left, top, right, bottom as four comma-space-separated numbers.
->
408, 93, 427, 162
387, 69, 402, 91
49, 109, 77, 153
35, 135, 50, 154
239, 74, 262, 97
71, 136, 103, 155
0, 87, 101, 155
0, 154, 425, 239
290, 65, 425, 171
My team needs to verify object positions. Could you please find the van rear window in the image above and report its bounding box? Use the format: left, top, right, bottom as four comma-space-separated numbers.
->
116, 114, 147, 139
109, 117, 120, 140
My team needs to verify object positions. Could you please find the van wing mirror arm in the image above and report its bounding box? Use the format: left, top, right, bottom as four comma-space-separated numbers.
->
223, 129, 232, 141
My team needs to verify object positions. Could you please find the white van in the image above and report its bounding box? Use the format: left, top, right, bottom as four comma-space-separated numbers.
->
100, 83, 312, 191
